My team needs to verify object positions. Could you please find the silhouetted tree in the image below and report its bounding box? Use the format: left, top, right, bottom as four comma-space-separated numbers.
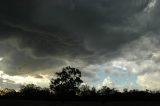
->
40, 88, 51, 96
123, 88, 128, 93
0, 89, 5, 96
79, 85, 98, 96
20, 84, 42, 97
79, 85, 91, 96
0, 88, 16, 97
90, 87, 97, 96
98, 86, 117, 95
50, 66, 83, 96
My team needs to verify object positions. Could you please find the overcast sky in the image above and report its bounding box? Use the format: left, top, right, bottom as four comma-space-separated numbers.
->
0, 0, 160, 90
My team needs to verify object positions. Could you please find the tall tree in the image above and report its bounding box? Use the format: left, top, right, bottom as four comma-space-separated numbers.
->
50, 66, 83, 96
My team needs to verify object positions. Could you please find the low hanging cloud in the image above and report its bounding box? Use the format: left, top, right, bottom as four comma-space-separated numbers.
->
0, 71, 50, 89
137, 72, 160, 90
118, 34, 160, 89
119, 34, 160, 75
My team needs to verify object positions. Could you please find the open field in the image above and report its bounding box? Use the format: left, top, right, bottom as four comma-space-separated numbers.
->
0, 100, 159, 106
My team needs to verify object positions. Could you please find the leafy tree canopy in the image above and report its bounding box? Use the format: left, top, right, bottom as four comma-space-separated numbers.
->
50, 66, 83, 96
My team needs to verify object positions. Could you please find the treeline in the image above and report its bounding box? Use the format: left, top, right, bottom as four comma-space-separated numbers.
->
0, 66, 160, 101
0, 84, 160, 101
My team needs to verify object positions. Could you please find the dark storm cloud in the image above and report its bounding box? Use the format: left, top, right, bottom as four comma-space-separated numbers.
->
0, 39, 66, 75
143, 0, 160, 32
0, 0, 155, 75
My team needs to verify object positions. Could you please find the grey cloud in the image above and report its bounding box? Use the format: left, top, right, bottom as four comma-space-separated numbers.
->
0, 0, 156, 76
0, 77, 21, 89
0, 39, 66, 75
112, 34, 160, 75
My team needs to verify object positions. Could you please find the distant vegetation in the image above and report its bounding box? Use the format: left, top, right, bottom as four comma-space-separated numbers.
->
0, 66, 160, 101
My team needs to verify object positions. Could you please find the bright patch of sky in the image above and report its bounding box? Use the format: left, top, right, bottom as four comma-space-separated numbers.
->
92, 65, 142, 90
0, 58, 3, 61
0, 71, 50, 89
144, 0, 157, 13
